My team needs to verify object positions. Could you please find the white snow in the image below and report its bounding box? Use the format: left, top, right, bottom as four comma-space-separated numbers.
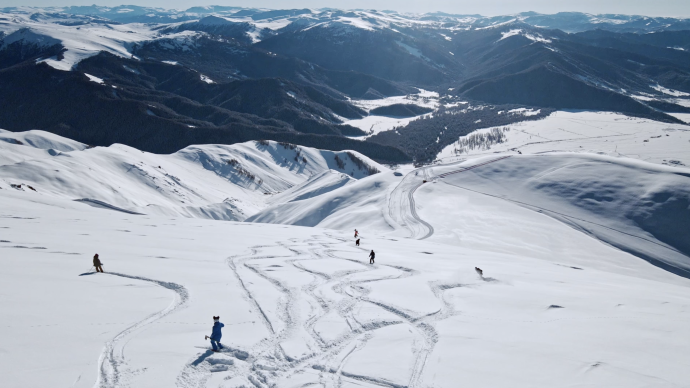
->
344, 90, 439, 137
344, 115, 421, 137
0, 136, 385, 221
437, 110, 690, 167
1, 126, 690, 387
499, 28, 522, 40
476, 19, 518, 29
84, 73, 104, 84
200, 74, 215, 84
498, 28, 552, 43
651, 84, 690, 97
349, 90, 439, 112
0, 13, 156, 70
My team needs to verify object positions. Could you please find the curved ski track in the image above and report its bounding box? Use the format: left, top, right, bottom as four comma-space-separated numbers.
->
177, 235, 464, 388
388, 156, 510, 241
94, 272, 189, 388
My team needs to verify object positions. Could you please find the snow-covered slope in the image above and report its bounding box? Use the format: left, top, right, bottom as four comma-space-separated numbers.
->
437, 111, 690, 167
0, 14, 157, 70
344, 90, 439, 137
0, 129, 88, 165
0, 132, 385, 221
428, 154, 690, 276
2, 163, 690, 387
267, 169, 356, 204
248, 152, 690, 278
247, 171, 399, 230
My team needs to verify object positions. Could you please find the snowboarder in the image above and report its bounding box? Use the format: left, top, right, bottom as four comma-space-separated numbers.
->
475, 267, 483, 277
206, 316, 224, 352
354, 229, 359, 238
369, 250, 375, 264
93, 254, 104, 273
356, 238, 360, 246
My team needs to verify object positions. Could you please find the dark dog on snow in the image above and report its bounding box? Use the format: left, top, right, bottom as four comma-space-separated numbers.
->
475, 267, 483, 277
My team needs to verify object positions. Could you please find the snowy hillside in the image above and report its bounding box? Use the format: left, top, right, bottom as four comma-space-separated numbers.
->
2, 151, 690, 387
437, 111, 690, 167
249, 111, 690, 279
0, 130, 385, 221
2, 6, 690, 386
2, 125, 690, 387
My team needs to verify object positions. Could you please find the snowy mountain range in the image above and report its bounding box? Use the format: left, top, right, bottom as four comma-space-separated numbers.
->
1, 6, 690, 163
3, 5, 690, 388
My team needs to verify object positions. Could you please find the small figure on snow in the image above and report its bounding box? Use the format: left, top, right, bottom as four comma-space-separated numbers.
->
356, 238, 360, 247
475, 267, 483, 277
93, 254, 104, 273
354, 229, 359, 238
205, 316, 224, 352
369, 250, 375, 264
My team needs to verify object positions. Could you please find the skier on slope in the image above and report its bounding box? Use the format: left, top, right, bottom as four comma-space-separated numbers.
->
93, 254, 104, 273
356, 238, 360, 246
206, 316, 224, 352
369, 250, 375, 264
354, 229, 359, 238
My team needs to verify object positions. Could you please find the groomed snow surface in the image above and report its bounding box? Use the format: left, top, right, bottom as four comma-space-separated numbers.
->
2, 118, 690, 387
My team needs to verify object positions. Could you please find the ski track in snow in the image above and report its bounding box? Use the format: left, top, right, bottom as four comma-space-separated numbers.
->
388, 157, 511, 241
175, 234, 453, 388
94, 273, 189, 388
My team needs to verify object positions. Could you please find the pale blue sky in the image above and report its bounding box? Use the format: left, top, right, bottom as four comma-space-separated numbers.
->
6, 0, 690, 17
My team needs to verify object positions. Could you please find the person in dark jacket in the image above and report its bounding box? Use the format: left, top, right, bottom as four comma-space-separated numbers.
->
369, 250, 375, 264
208, 316, 224, 351
93, 254, 104, 273
356, 238, 360, 246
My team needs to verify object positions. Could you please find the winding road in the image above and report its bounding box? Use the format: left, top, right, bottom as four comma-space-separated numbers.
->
387, 156, 511, 241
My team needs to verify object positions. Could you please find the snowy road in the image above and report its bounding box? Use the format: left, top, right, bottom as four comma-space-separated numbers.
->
388, 156, 510, 241
387, 166, 434, 240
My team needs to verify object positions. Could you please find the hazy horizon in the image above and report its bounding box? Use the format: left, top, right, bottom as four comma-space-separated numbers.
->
2, 0, 690, 18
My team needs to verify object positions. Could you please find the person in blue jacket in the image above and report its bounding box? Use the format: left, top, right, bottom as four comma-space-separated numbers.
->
208, 316, 224, 352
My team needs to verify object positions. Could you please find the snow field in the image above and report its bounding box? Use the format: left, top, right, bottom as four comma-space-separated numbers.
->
436, 110, 690, 167
1, 123, 690, 386
2, 190, 685, 388
344, 91, 439, 137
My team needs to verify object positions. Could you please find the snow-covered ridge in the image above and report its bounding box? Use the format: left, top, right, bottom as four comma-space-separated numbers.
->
0, 131, 386, 221
3, 7, 688, 71
498, 28, 553, 43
